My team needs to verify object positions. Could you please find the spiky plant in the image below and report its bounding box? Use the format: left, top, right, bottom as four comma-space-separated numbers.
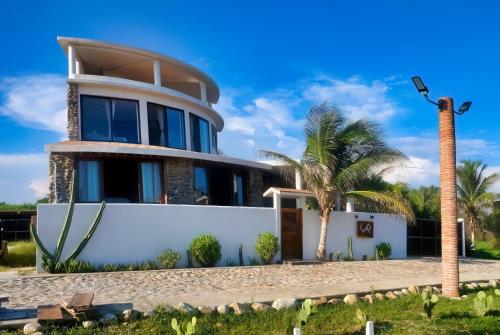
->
262, 102, 414, 260
457, 160, 500, 248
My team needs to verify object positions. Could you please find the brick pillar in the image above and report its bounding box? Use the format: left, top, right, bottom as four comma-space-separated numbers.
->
439, 97, 460, 297
67, 83, 79, 140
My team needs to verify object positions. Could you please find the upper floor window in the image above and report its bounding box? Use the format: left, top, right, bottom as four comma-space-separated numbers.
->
211, 125, 218, 154
147, 103, 186, 149
190, 114, 210, 153
81, 95, 140, 144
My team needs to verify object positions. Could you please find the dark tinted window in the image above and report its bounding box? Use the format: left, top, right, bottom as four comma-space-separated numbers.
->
233, 174, 246, 206
147, 103, 185, 149
166, 108, 185, 149
190, 114, 210, 153
193, 167, 209, 204
112, 100, 139, 143
147, 103, 165, 146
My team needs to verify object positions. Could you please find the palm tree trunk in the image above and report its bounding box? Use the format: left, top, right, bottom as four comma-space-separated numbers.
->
469, 221, 476, 249
316, 209, 330, 260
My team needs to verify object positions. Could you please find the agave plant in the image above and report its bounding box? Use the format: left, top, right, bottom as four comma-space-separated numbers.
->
31, 170, 106, 273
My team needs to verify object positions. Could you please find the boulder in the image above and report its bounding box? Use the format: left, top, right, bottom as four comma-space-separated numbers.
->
343, 294, 358, 305
82, 320, 97, 329
23, 322, 42, 335
311, 296, 328, 306
198, 305, 216, 314
217, 304, 229, 314
176, 303, 197, 315
469, 282, 479, 289
401, 289, 410, 295
385, 292, 398, 300
122, 309, 141, 322
393, 291, 403, 296
272, 298, 298, 310
432, 287, 441, 294
229, 302, 251, 315
99, 313, 118, 326
143, 310, 155, 318
374, 293, 385, 301
489, 279, 498, 288
362, 295, 373, 304
251, 302, 271, 312
478, 283, 489, 289
327, 298, 342, 305
408, 284, 419, 295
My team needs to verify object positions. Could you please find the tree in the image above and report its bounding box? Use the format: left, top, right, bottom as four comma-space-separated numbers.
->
262, 102, 415, 260
407, 186, 441, 220
457, 160, 500, 248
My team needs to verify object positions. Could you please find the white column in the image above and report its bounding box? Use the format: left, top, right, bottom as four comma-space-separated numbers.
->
153, 60, 161, 86
273, 192, 282, 260
68, 45, 76, 78
295, 169, 302, 190
139, 100, 149, 145
75, 59, 81, 75
346, 200, 354, 212
184, 110, 192, 150
459, 218, 466, 257
200, 81, 207, 103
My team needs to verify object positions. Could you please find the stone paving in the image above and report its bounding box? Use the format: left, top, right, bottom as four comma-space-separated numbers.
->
1, 258, 499, 312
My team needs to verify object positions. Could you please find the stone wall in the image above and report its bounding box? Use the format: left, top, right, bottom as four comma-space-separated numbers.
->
67, 83, 79, 140
164, 158, 194, 204
48, 153, 74, 203
248, 169, 264, 207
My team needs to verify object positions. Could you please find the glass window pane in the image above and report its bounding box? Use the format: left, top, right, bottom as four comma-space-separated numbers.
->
141, 162, 162, 203
193, 167, 209, 204
211, 125, 218, 153
190, 114, 210, 153
81, 96, 111, 141
112, 100, 139, 143
148, 103, 165, 146
233, 174, 246, 206
78, 160, 101, 202
166, 108, 185, 149
199, 118, 210, 153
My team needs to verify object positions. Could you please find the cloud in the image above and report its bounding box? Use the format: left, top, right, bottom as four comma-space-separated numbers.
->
0, 74, 67, 134
383, 156, 440, 187
0, 153, 48, 203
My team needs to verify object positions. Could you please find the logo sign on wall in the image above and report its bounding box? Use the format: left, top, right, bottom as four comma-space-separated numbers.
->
357, 221, 374, 238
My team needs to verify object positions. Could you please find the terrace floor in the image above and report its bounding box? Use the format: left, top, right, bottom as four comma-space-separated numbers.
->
1, 258, 499, 312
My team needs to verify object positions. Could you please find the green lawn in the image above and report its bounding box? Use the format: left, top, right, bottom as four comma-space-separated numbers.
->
471, 240, 500, 260
0, 240, 36, 272
3, 288, 499, 335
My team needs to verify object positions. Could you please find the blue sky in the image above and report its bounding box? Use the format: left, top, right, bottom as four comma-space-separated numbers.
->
1, 1, 499, 202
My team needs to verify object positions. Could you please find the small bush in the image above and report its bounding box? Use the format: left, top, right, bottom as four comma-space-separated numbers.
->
63, 259, 94, 273
225, 258, 238, 266
248, 257, 260, 265
189, 234, 221, 267
376, 242, 392, 259
157, 249, 181, 269
255, 232, 279, 265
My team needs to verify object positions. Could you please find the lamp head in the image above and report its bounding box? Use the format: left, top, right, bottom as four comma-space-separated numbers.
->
411, 76, 429, 97
458, 101, 472, 115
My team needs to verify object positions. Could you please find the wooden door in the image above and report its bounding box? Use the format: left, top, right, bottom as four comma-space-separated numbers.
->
281, 208, 303, 260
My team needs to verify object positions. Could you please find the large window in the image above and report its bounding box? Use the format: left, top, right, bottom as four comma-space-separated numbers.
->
193, 167, 209, 204
148, 103, 186, 149
140, 162, 162, 203
81, 96, 140, 143
211, 125, 218, 154
233, 173, 246, 206
190, 114, 210, 153
78, 160, 101, 202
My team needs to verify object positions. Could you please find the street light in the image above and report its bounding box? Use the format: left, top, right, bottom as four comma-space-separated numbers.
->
411, 76, 472, 298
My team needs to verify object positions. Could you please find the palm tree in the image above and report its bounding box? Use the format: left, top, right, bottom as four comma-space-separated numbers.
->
457, 160, 499, 248
262, 102, 415, 260
408, 186, 441, 220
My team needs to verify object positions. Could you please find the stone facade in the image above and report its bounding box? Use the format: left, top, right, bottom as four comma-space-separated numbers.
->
48, 152, 75, 203
67, 83, 79, 140
248, 169, 264, 207
164, 158, 194, 204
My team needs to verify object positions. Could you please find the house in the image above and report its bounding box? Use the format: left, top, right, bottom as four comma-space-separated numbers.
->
48, 36, 284, 207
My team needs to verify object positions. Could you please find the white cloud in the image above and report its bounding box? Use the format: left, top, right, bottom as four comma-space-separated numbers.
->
383, 156, 440, 187
0, 74, 67, 134
0, 153, 48, 203
484, 166, 500, 194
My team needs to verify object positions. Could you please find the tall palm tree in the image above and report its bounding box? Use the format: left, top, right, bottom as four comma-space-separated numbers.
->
457, 160, 499, 248
262, 102, 415, 260
408, 186, 441, 220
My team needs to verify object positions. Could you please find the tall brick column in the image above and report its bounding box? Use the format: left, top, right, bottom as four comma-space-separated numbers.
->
439, 97, 459, 297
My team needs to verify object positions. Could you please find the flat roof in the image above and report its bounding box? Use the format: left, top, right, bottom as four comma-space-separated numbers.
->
263, 187, 315, 198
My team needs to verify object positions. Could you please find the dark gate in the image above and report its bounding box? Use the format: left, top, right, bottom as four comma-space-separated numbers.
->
0, 211, 35, 241
280, 208, 303, 260
407, 218, 463, 256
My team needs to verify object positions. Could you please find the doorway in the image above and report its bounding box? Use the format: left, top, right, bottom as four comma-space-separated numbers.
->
280, 208, 303, 260
103, 159, 139, 203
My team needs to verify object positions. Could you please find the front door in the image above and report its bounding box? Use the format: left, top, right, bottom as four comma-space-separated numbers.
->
280, 208, 303, 260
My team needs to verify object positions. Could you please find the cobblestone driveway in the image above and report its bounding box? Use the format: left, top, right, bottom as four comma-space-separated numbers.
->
2, 258, 499, 311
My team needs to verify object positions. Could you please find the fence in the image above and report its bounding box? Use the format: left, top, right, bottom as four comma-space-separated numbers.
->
407, 218, 463, 256
0, 211, 35, 241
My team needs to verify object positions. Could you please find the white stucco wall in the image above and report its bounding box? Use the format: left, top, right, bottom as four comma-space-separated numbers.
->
36, 204, 277, 271
302, 210, 407, 260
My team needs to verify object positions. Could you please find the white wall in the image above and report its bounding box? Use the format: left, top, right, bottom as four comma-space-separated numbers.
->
36, 204, 277, 271
302, 210, 407, 260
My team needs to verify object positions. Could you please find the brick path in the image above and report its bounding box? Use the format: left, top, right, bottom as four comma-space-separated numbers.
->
1, 258, 499, 312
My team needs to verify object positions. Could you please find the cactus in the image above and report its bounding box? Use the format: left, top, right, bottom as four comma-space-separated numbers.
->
238, 244, 244, 266
355, 308, 367, 324
171, 317, 197, 335
296, 299, 317, 329
421, 289, 439, 319
495, 289, 500, 296
31, 170, 106, 273
473, 291, 494, 316
186, 250, 194, 268
347, 236, 353, 260
374, 247, 380, 260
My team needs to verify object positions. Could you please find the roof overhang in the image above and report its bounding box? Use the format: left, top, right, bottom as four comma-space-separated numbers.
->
263, 187, 315, 198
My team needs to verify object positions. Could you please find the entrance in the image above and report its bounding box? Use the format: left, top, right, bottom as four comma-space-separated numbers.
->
280, 208, 303, 260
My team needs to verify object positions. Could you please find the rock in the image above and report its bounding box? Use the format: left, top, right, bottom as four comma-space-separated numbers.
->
229, 302, 250, 315
143, 310, 155, 318
459, 283, 464, 289
401, 289, 410, 295
478, 283, 489, 289
362, 295, 373, 304
432, 287, 441, 294
393, 291, 403, 296
122, 309, 141, 322
198, 305, 216, 314
343, 294, 358, 305
99, 313, 118, 326
469, 282, 479, 289
217, 304, 229, 314
272, 298, 298, 310
489, 279, 497, 288
176, 303, 197, 315
251, 302, 271, 312
82, 320, 97, 329
328, 298, 342, 304
31, 333, 43, 335
311, 296, 328, 306
385, 292, 398, 300
461, 295, 468, 299
23, 322, 42, 335
374, 293, 385, 301
408, 284, 419, 295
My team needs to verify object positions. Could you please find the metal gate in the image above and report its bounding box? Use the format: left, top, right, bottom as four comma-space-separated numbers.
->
0, 211, 35, 241
407, 218, 463, 256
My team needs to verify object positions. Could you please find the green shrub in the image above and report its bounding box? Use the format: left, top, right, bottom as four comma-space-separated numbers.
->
225, 258, 238, 266
157, 249, 181, 269
189, 234, 221, 267
248, 257, 260, 265
255, 232, 279, 265
376, 242, 392, 259
63, 259, 94, 273
473, 291, 494, 316
421, 289, 439, 319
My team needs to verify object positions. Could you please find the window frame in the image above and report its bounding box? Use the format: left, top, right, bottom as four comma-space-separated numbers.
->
80, 95, 141, 144
192, 165, 211, 205
147, 102, 186, 150
75, 159, 104, 203
189, 113, 211, 154
138, 160, 165, 204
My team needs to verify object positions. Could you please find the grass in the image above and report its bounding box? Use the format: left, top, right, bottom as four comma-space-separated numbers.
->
0, 240, 36, 272
2, 288, 499, 334
471, 239, 500, 260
